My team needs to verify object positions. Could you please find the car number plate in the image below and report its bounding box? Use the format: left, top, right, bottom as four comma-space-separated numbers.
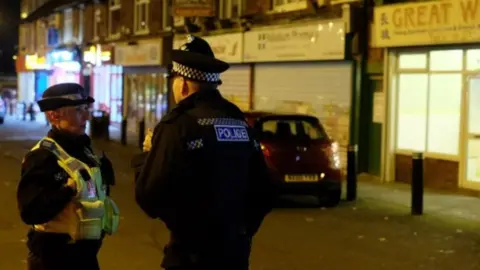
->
284, 174, 319, 182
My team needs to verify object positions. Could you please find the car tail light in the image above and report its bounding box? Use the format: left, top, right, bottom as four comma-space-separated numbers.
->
326, 142, 341, 169
260, 144, 271, 157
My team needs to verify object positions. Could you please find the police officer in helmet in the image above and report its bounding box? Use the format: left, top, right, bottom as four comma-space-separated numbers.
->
132, 35, 277, 270
17, 83, 119, 270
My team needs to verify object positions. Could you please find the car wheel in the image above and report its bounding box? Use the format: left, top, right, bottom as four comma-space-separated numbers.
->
0, 117, 4, 124
320, 190, 341, 208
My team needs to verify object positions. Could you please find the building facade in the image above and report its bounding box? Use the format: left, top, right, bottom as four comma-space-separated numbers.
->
371, 0, 480, 191
18, 0, 367, 157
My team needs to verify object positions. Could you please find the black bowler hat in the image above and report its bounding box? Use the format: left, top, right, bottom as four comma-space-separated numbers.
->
170, 35, 230, 84
37, 83, 94, 112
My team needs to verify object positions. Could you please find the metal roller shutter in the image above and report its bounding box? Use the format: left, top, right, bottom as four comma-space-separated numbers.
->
218, 65, 251, 111
253, 61, 353, 172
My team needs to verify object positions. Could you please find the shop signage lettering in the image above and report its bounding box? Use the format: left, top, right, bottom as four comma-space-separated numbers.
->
173, 33, 243, 63
114, 42, 162, 66
373, 0, 480, 47
257, 29, 318, 43
243, 20, 345, 62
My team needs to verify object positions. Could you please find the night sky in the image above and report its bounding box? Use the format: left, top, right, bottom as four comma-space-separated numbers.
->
0, 0, 20, 75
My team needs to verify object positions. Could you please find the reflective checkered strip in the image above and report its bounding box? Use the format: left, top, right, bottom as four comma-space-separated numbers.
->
197, 118, 248, 127
187, 139, 204, 150
172, 62, 220, 83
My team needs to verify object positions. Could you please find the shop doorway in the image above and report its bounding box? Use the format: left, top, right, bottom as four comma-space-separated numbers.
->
463, 76, 480, 189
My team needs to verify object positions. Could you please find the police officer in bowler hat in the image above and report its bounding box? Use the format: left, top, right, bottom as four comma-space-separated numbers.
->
17, 83, 119, 270
132, 35, 277, 270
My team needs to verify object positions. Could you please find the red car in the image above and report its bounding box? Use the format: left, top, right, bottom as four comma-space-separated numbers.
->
245, 111, 342, 207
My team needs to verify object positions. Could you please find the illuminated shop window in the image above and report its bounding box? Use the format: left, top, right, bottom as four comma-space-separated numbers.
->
467, 49, 480, 71
396, 74, 428, 152
427, 74, 462, 155
429, 50, 463, 71
398, 53, 427, 70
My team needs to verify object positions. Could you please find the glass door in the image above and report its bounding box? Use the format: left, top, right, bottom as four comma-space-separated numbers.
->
144, 74, 157, 131
126, 75, 139, 135
465, 76, 480, 184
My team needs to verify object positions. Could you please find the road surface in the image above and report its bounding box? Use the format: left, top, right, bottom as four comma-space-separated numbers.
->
0, 119, 479, 270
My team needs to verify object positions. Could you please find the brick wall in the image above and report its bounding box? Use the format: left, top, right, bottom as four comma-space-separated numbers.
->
395, 154, 459, 190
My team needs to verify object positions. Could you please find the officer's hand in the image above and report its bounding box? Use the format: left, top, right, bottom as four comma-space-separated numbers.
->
143, 128, 153, 152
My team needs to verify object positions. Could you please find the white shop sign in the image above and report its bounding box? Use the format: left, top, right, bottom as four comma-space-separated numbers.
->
173, 33, 244, 63
114, 41, 162, 66
243, 20, 346, 62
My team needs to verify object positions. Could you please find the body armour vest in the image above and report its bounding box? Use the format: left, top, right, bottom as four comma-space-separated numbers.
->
30, 137, 120, 241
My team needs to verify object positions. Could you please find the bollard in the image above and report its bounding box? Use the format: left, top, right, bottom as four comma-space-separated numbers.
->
138, 119, 146, 150
103, 114, 110, 141
346, 144, 358, 201
121, 118, 127, 146
411, 152, 424, 215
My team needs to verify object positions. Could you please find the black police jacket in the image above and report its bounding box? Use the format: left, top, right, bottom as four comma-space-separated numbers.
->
16, 128, 115, 266
132, 89, 276, 267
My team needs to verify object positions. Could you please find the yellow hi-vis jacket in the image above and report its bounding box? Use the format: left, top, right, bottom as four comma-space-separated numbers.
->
31, 137, 120, 241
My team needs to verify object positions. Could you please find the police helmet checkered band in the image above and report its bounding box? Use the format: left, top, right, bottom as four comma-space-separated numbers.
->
172, 61, 221, 83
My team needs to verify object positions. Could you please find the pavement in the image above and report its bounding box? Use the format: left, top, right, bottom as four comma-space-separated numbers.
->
2, 117, 480, 270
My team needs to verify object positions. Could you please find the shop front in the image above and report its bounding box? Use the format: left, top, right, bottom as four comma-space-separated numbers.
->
47, 46, 82, 86
373, 0, 480, 190
174, 33, 251, 111
16, 53, 52, 122
16, 54, 36, 104
244, 20, 352, 171
114, 39, 169, 144
83, 45, 123, 124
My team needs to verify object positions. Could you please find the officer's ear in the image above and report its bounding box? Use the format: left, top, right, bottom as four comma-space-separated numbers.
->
46, 109, 62, 123
181, 77, 189, 96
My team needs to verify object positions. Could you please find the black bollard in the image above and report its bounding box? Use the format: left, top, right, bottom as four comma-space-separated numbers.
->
346, 144, 358, 201
121, 118, 127, 146
103, 113, 110, 141
138, 119, 146, 150
411, 152, 424, 215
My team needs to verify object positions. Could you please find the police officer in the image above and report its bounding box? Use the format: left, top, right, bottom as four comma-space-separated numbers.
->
132, 36, 277, 270
17, 83, 120, 270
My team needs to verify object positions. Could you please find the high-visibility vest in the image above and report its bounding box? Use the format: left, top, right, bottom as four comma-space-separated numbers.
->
30, 137, 120, 241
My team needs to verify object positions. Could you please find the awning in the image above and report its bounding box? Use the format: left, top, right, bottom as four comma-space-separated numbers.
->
21, 0, 92, 23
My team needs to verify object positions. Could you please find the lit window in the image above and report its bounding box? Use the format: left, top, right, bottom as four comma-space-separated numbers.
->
109, 0, 121, 39
134, 0, 150, 35
396, 74, 428, 152
467, 49, 480, 71
398, 53, 427, 69
63, 9, 73, 43
426, 74, 462, 155
429, 50, 463, 71
93, 9, 101, 41
78, 7, 84, 43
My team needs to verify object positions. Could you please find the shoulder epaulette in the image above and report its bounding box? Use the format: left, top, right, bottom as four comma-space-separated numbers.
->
39, 139, 57, 151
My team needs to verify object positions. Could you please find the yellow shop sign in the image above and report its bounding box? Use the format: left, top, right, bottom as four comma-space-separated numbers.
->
373, 0, 480, 47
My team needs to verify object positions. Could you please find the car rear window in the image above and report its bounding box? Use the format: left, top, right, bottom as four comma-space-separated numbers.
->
257, 117, 327, 140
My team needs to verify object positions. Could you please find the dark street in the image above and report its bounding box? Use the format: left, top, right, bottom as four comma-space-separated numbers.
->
1, 119, 480, 270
